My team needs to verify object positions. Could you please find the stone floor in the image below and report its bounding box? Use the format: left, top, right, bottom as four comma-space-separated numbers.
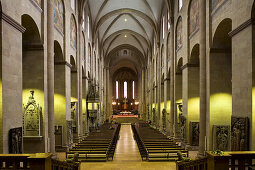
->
80, 124, 177, 170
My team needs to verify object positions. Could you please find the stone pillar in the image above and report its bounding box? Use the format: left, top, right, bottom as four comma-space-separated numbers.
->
106, 67, 111, 119
142, 67, 146, 119
199, 0, 206, 156
157, 44, 161, 128
170, 16, 175, 138
78, 25, 83, 138
47, 0, 55, 154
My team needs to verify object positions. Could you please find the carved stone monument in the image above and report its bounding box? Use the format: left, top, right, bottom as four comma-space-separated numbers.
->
213, 125, 230, 151
179, 115, 186, 140
190, 122, 199, 146
231, 116, 249, 151
162, 109, 166, 130
147, 105, 150, 120
23, 91, 42, 136
71, 102, 78, 133
55, 125, 63, 147
152, 108, 156, 124
9, 127, 22, 154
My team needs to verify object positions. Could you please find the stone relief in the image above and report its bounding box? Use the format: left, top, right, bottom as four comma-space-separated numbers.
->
70, 15, 77, 49
147, 105, 150, 120
162, 109, 166, 130
71, 102, 77, 133
23, 91, 42, 136
9, 127, 22, 154
179, 115, 186, 140
152, 108, 156, 124
54, 0, 64, 34
190, 122, 199, 146
213, 125, 230, 151
189, 0, 199, 36
55, 125, 63, 147
231, 117, 249, 151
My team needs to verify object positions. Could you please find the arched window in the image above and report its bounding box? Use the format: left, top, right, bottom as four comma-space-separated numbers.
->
82, 10, 85, 30
179, 0, 183, 11
87, 16, 90, 38
124, 81, 127, 98
132, 81, 135, 99
70, 0, 75, 12
168, 12, 170, 30
162, 15, 165, 39
116, 81, 119, 99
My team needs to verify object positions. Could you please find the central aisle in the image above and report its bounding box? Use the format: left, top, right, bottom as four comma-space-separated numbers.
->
81, 124, 176, 170
113, 124, 141, 162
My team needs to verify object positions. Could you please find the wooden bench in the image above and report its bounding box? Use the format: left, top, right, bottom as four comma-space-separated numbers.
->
66, 123, 120, 162
132, 123, 188, 161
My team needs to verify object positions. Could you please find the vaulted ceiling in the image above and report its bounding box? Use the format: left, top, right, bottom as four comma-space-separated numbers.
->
88, 0, 168, 59
80, 0, 171, 74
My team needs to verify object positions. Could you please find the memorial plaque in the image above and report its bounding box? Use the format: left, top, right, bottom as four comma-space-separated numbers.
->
23, 91, 42, 136
231, 116, 249, 151
213, 125, 230, 151
55, 125, 63, 147
9, 127, 22, 154
190, 122, 199, 146
162, 109, 166, 130
179, 115, 186, 140
71, 102, 78, 133
152, 108, 156, 124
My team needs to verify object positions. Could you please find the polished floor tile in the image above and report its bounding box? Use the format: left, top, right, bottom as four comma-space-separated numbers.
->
80, 124, 176, 170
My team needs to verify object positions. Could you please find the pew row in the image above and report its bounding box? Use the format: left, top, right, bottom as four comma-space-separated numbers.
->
66, 123, 120, 162
132, 123, 188, 161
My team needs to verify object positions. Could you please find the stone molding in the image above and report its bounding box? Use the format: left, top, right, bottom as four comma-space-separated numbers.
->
1, 12, 26, 33
180, 63, 199, 71
210, 48, 231, 53
23, 43, 44, 51
54, 61, 72, 69
229, 18, 255, 37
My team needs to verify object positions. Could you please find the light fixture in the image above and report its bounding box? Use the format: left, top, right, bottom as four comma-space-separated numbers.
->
124, 35, 127, 38
124, 18, 127, 22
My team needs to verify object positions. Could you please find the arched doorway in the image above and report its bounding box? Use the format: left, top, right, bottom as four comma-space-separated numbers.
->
54, 40, 66, 151
175, 58, 183, 139
70, 55, 78, 142
187, 44, 200, 146
209, 18, 232, 150
22, 14, 44, 153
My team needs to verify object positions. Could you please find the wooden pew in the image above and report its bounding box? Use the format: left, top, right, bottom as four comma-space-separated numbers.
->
66, 123, 120, 162
132, 123, 188, 161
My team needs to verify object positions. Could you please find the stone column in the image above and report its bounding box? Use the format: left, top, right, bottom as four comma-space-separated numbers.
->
156, 44, 161, 128
78, 24, 83, 138
170, 16, 175, 138
199, 0, 206, 156
47, 0, 55, 154
142, 67, 145, 119
106, 67, 110, 119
